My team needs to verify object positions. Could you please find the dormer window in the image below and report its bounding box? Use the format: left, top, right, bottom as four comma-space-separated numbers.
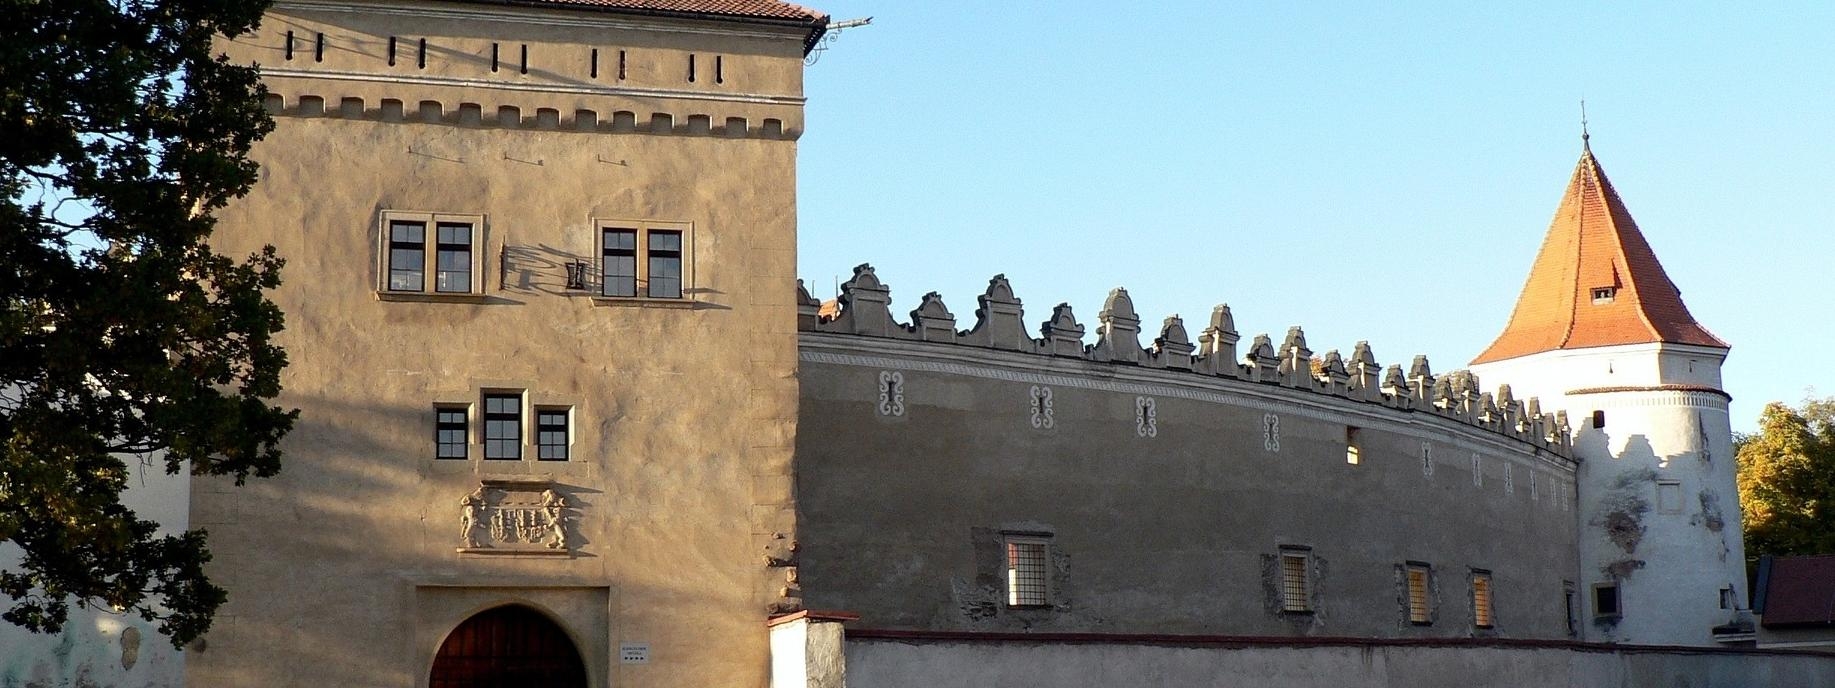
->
1591, 287, 1616, 304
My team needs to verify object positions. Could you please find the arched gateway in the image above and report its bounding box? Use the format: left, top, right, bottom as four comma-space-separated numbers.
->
430, 605, 589, 688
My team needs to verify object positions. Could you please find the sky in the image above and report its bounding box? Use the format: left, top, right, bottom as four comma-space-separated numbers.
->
792, 1, 1835, 434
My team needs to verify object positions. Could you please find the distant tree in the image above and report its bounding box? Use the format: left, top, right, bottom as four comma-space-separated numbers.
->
1, 0, 293, 646
1736, 398, 1835, 562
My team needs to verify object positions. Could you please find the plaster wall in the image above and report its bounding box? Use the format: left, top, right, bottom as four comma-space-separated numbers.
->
0, 454, 188, 688
1473, 344, 1746, 646
841, 636, 1835, 688
797, 334, 1579, 640
188, 3, 806, 686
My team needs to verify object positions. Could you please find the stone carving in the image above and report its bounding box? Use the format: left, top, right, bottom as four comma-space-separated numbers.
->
1029, 385, 1055, 429
877, 370, 906, 417
1263, 413, 1281, 453
458, 482, 576, 554
1135, 396, 1157, 438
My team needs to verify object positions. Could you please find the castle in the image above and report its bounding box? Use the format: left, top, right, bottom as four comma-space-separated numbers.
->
1, 0, 1826, 686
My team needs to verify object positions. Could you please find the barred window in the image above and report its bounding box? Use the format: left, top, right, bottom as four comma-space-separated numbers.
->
483, 393, 522, 460
1473, 571, 1495, 629
1005, 537, 1049, 607
1407, 564, 1431, 625
435, 405, 468, 459
536, 409, 569, 461
1280, 550, 1311, 613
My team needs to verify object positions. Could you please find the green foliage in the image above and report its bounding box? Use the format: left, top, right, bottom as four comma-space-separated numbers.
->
1736, 398, 1835, 561
0, 0, 293, 646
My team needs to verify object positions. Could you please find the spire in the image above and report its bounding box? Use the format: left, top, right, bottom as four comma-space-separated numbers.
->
1471, 143, 1726, 365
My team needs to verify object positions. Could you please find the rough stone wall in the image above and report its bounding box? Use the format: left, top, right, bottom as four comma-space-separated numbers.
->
188, 4, 806, 686
795, 267, 1579, 640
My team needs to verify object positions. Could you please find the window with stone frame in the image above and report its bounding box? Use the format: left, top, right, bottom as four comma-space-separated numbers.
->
380, 211, 484, 295
482, 392, 523, 460
598, 220, 692, 299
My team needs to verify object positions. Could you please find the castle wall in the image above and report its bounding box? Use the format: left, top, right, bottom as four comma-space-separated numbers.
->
795, 269, 1580, 640
1473, 344, 1747, 646
190, 2, 808, 686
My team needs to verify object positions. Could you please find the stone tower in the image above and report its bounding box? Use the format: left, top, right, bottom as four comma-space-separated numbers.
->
1469, 140, 1747, 646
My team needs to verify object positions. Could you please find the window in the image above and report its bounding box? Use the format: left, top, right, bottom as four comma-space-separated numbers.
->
1345, 427, 1361, 465
1594, 582, 1621, 618
1720, 586, 1737, 610
1592, 410, 1606, 429
1564, 581, 1578, 636
1472, 570, 1495, 629
1657, 480, 1683, 514
1592, 287, 1616, 304
483, 393, 522, 460
1406, 563, 1431, 625
381, 212, 483, 295
537, 408, 570, 461
1280, 548, 1311, 613
1005, 536, 1049, 607
435, 405, 469, 459
597, 221, 690, 299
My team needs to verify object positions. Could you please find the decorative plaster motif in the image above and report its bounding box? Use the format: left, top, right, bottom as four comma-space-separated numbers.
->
877, 370, 906, 417
459, 483, 574, 553
1029, 385, 1055, 429
1421, 443, 1435, 478
1530, 469, 1538, 501
1472, 454, 1482, 487
1504, 464, 1514, 495
1136, 396, 1158, 438
1262, 412, 1281, 452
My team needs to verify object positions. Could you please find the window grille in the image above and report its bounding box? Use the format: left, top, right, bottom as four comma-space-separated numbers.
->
434, 222, 473, 293
483, 393, 522, 460
601, 229, 637, 297
647, 230, 683, 298
1280, 551, 1310, 612
388, 221, 426, 291
1473, 571, 1494, 628
1005, 538, 1049, 607
435, 406, 468, 459
537, 409, 569, 461
1407, 564, 1431, 624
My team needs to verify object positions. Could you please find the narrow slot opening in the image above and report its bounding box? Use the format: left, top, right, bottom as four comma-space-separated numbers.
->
491, 43, 499, 72
387, 36, 397, 66
590, 48, 599, 79
314, 32, 324, 62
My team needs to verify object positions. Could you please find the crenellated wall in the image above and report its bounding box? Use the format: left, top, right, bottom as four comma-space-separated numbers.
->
794, 264, 1583, 640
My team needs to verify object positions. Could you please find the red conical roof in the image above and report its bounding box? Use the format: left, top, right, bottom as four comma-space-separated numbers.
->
1471, 144, 1726, 365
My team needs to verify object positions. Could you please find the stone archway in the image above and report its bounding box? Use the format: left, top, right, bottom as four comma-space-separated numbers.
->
430, 604, 589, 688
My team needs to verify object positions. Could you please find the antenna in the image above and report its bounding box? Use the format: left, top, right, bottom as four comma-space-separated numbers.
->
806, 16, 874, 66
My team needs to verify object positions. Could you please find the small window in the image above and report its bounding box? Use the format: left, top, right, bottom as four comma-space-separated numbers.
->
536, 408, 570, 461
435, 405, 469, 459
1005, 536, 1049, 607
1657, 480, 1683, 514
1345, 427, 1361, 465
380, 212, 483, 295
482, 393, 522, 460
1563, 581, 1578, 636
597, 221, 691, 300
1473, 570, 1495, 629
1720, 586, 1736, 610
1406, 564, 1432, 625
1592, 410, 1606, 429
1280, 549, 1311, 613
1592, 287, 1616, 304
1594, 582, 1621, 618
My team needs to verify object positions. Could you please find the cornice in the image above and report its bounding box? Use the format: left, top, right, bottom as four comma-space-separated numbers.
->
259, 67, 806, 106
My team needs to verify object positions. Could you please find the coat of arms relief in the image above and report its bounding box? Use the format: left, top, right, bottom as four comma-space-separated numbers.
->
457, 480, 577, 555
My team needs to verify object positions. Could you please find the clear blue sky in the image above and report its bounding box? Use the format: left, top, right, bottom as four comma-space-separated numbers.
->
795, 1, 1835, 433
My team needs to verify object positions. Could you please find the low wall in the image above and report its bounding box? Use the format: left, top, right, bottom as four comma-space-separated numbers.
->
840, 631, 1835, 688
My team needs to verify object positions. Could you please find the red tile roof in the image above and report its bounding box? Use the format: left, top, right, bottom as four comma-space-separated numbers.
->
470, 0, 826, 22
1759, 554, 1835, 628
1471, 143, 1726, 365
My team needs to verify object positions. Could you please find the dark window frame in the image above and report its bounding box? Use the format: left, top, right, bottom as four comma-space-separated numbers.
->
435, 405, 469, 459
536, 408, 570, 461
482, 393, 523, 460
1004, 534, 1051, 608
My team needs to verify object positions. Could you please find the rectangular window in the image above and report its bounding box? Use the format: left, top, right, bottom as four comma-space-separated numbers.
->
601, 229, 637, 296
482, 393, 522, 460
1280, 549, 1311, 613
596, 221, 691, 300
388, 221, 426, 291
1657, 480, 1683, 514
1345, 427, 1361, 465
1594, 582, 1621, 618
537, 408, 570, 461
647, 230, 683, 298
1720, 586, 1736, 610
1005, 536, 1049, 607
1407, 564, 1431, 625
434, 222, 472, 293
1473, 570, 1495, 629
435, 405, 468, 459
380, 212, 482, 295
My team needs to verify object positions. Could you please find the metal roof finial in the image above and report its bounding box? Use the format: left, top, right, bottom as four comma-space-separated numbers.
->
1580, 99, 1591, 150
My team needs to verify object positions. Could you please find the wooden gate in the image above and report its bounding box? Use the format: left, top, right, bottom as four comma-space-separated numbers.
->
430, 605, 589, 688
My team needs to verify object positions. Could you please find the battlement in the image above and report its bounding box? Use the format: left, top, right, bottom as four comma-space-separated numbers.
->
799, 264, 1573, 458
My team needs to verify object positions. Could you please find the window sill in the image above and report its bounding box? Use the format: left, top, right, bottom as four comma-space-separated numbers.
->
591, 296, 697, 309
456, 547, 572, 557
376, 291, 491, 303
1280, 609, 1315, 616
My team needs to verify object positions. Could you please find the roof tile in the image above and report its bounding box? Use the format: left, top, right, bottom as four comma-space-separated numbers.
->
1760, 554, 1835, 628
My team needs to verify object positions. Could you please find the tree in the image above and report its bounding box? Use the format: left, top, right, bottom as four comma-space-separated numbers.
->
1736, 398, 1835, 561
1, 0, 294, 646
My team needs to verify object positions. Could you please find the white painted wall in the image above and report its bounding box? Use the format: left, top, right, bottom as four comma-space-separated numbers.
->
1473, 343, 1747, 645
0, 453, 189, 687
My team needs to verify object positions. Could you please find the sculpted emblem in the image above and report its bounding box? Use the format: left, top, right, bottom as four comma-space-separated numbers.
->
458, 482, 576, 554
